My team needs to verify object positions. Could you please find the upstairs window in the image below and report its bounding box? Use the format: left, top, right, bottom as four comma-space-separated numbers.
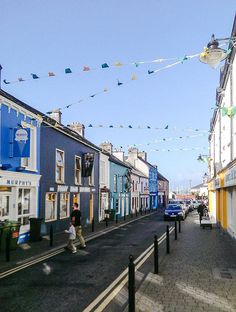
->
113, 175, 117, 192
56, 149, 65, 183
21, 123, 37, 171
75, 156, 81, 185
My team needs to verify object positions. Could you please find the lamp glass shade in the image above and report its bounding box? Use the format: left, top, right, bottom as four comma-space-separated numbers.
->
199, 47, 228, 68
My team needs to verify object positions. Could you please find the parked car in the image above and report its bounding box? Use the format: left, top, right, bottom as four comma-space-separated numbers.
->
169, 200, 188, 216
191, 200, 200, 209
185, 200, 193, 212
164, 204, 185, 221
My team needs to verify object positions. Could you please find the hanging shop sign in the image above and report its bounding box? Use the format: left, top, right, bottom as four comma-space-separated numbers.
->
82, 153, 95, 177
13, 128, 30, 157
224, 166, 236, 187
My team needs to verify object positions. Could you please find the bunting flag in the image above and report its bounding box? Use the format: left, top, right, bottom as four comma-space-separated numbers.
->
65, 68, 72, 74
221, 106, 236, 117
31, 73, 39, 79
148, 146, 209, 152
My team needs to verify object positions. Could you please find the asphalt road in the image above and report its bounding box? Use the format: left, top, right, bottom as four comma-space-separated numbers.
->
0, 212, 170, 312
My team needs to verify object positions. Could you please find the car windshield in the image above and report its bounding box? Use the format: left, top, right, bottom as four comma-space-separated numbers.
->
166, 205, 181, 211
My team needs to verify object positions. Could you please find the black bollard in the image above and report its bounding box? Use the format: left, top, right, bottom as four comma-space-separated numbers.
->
128, 255, 135, 312
140, 209, 143, 216
154, 235, 159, 274
116, 214, 118, 224
135, 210, 138, 217
105, 217, 108, 227
50, 224, 53, 247
6, 230, 11, 262
92, 218, 95, 232
178, 219, 181, 233
166, 225, 170, 254
175, 221, 177, 240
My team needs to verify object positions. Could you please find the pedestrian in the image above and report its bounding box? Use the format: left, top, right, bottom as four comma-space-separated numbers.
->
65, 222, 77, 253
71, 202, 86, 249
197, 201, 207, 224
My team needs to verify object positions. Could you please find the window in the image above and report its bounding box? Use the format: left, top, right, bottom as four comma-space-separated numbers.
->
45, 192, 57, 221
132, 180, 135, 192
114, 175, 117, 192
141, 182, 144, 193
119, 176, 123, 192
60, 192, 70, 218
89, 166, 94, 185
75, 156, 81, 185
56, 149, 65, 183
100, 160, 105, 184
21, 124, 37, 171
17, 188, 31, 225
0, 188, 11, 220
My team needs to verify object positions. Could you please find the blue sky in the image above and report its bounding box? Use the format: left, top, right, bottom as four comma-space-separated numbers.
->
1, 0, 236, 190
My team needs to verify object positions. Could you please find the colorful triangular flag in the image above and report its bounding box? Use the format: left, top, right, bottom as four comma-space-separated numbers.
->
114, 61, 123, 67
65, 68, 72, 74
88, 124, 93, 127
3, 79, 10, 84
101, 63, 109, 68
48, 72, 55, 77
131, 74, 137, 80
83, 66, 90, 71
148, 70, 154, 74
164, 125, 169, 129
117, 80, 123, 86
31, 73, 39, 79
18, 77, 24, 82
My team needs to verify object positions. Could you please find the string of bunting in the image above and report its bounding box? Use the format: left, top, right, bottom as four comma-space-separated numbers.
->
148, 146, 209, 152
221, 106, 236, 117
3, 54, 198, 85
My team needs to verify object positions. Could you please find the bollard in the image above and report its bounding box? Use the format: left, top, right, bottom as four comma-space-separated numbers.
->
105, 217, 108, 227
199, 214, 202, 225
6, 230, 11, 262
124, 214, 126, 221
116, 214, 118, 224
128, 255, 135, 312
175, 221, 177, 240
178, 219, 181, 233
140, 209, 143, 216
166, 225, 170, 254
145, 209, 147, 215
154, 235, 159, 274
135, 210, 138, 217
92, 218, 95, 232
50, 224, 53, 247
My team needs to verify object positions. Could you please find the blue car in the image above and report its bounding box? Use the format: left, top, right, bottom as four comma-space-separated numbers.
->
164, 204, 185, 221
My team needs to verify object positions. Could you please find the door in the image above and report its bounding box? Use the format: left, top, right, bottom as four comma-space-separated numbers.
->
89, 193, 93, 223
126, 196, 129, 215
100, 192, 109, 221
0, 193, 10, 221
121, 196, 125, 216
17, 188, 31, 226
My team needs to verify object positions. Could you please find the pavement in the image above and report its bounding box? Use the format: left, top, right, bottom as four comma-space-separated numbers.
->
133, 211, 236, 312
0, 209, 158, 273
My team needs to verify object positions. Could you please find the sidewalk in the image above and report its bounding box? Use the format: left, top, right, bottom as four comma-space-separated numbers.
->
135, 211, 236, 312
0, 209, 159, 273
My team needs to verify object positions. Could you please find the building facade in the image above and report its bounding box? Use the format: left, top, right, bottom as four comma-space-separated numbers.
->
99, 151, 110, 221
0, 90, 42, 243
208, 16, 236, 238
158, 172, 169, 208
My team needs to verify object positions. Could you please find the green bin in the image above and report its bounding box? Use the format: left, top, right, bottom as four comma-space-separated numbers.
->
109, 210, 116, 221
0, 221, 21, 251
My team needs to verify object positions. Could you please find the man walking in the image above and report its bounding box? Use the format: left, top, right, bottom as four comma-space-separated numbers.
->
197, 201, 207, 224
71, 202, 86, 249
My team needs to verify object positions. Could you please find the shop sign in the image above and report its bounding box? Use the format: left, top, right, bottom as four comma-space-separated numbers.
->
49, 187, 55, 192
13, 128, 31, 157
57, 185, 69, 192
225, 167, 236, 187
70, 186, 79, 192
0, 178, 32, 186
80, 187, 90, 193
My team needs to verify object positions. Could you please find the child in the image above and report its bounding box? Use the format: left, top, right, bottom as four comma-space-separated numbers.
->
65, 222, 77, 253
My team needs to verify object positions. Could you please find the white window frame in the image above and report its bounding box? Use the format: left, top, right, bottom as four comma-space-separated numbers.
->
21, 122, 37, 172
55, 149, 65, 184
75, 156, 82, 185
59, 192, 70, 219
45, 192, 57, 222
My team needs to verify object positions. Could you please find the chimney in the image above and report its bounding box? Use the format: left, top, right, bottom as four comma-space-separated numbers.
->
127, 147, 138, 166
68, 122, 85, 137
113, 150, 124, 162
100, 142, 113, 154
48, 109, 62, 124
138, 151, 147, 161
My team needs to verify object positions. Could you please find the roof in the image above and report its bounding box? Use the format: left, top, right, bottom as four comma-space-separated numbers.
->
126, 162, 148, 178
102, 151, 131, 169
137, 156, 157, 169
0, 89, 100, 152
191, 183, 207, 190
158, 172, 169, 182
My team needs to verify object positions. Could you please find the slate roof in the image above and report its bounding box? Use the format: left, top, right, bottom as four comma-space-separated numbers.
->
158, 172, 169, 182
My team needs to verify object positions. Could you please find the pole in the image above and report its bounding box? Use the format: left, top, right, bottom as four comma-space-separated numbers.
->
0, 64, 2, 90
166, 225, 170, 254
105, 217, 108, 227
178, 219, 181, 233
128, 255, 135, 312
92, 217, 94, 232
116, 214, 118, 224
175, 221, 177, 240
154, 235, 159, 274
6, 230, 10, 262
50, 224, 53, 247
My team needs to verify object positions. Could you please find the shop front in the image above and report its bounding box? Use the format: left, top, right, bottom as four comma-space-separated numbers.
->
0, 170, 41, 243
224, 165, 236, 239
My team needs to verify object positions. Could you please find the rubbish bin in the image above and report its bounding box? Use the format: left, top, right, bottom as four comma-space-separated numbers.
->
29, 218, 43, 242
109, 210, 116, 221
0, 221, 21, 251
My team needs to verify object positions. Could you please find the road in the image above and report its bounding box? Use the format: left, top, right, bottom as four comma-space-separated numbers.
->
0, 211, 170, 312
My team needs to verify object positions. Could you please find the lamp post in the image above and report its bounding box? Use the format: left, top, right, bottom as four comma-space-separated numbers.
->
199, 34, 235, 68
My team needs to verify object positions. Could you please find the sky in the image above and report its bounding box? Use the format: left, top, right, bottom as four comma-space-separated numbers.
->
1, 0, 236, 191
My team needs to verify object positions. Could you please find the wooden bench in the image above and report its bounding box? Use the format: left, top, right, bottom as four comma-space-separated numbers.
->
201, 218, 213, 229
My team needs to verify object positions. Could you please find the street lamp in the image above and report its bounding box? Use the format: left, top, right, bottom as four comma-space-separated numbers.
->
199, 34, 235, 68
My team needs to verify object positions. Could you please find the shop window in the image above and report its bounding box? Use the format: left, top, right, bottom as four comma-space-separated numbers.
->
75, 156, 81, 185
56, 149, 65, 183
17, 188, 31, 225
114, 175, 117, 192
0, 191, 10, 220
119, 176, 123, 192
21, 124, 37, 171
45, 192, 57, 221
60, 192, 70, 219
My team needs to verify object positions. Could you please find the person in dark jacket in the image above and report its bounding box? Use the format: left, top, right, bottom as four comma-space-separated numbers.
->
197, 201, 207, 224
70, 203, 86, 248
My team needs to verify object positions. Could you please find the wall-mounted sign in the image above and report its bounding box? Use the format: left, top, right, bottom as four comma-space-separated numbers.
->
49, 187, 55, 192
80, 187, 90, 193
13, 128, 30, 157
225, 167, 236, 187
70, 186, 79, 192
57, 185, 69, 192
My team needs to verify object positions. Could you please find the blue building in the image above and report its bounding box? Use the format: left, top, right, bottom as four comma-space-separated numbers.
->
40, 117, 100, 233
0, 90, 42, 243
148, 164, 158, 209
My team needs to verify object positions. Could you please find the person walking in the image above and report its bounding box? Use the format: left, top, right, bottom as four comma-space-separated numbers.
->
197, 201, 207, 224
71, 202, 86, 249
65, 222, 77, 253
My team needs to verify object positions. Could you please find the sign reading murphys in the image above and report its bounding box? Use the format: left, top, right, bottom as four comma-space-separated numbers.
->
225, 166, 236, 187
13, 128, 30, 157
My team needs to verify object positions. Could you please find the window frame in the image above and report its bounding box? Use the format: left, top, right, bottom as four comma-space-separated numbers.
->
21, 122, 37, 172
55, 148, 65, 184
74, 155, 82, 185
113, 175, 117, 193
45, 192, 57, 222
59, 192, 70, 219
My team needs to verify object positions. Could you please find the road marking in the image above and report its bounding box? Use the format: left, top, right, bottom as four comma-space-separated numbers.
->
83, 228, 174, 312
0, 212, 158, 279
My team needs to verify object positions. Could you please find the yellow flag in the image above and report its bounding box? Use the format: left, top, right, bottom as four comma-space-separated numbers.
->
114, 61, 122, 67
131, 74, 137, 80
